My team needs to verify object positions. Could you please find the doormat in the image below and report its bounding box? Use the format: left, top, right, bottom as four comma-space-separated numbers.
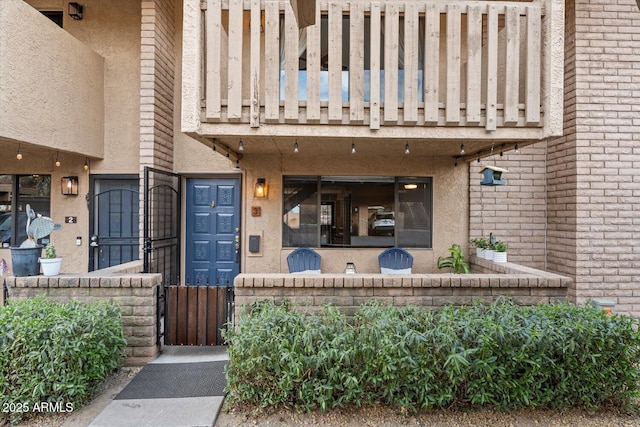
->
114, 361, 227, 400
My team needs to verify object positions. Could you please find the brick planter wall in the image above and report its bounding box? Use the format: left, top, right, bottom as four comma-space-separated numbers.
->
234, 258, 571, 316
3, 261, 161, 366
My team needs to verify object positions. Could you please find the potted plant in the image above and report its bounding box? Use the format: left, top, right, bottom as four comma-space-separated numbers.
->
10, 204, 60, 277
39, 243, 63, 276
493, 240, 508, 263
470, 236, 490, 258
437, 243, 470, 274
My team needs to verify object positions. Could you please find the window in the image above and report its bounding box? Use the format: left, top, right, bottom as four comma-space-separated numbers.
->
283, 176, 432, 248
41, 11, 63, 28
0, 175, 52, 247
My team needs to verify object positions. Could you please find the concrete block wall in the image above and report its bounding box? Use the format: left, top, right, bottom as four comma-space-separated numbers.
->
234, 261, 570, 316
546, 0, 640, 315
4, 262, 162, 366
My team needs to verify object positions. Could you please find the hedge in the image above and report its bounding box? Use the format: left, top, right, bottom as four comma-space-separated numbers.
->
223, 299, 640, 412
0, 295, 127, 423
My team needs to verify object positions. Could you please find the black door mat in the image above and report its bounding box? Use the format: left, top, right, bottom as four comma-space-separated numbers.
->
115, 361, 227, 400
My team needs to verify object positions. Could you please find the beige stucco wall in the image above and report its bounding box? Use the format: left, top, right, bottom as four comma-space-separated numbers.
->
0, 1, 143, 275
238, 153, 468, 274
0, 0, 104, 157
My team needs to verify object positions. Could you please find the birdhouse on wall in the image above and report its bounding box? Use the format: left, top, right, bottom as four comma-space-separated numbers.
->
480, 165, 508, 186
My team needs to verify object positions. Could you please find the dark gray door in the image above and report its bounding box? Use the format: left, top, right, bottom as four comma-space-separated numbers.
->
89, 176, 140, 271
185, 177, 241, 286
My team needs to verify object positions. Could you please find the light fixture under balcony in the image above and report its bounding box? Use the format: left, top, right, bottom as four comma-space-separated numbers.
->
254, 178, 268, 199
55, 151, 61, 167
68, 2, 84, 20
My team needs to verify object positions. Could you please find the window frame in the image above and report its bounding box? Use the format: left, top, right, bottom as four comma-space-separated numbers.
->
282, 175, 432, 249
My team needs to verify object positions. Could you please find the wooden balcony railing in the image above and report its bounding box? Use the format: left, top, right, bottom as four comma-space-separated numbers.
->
183, 0, 563, 137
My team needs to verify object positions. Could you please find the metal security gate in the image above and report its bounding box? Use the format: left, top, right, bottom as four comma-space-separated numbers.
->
89, 176, 140, 271
143, 167, 181, 345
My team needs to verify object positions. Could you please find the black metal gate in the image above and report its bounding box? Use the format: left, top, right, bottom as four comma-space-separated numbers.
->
143, 167, 181, 345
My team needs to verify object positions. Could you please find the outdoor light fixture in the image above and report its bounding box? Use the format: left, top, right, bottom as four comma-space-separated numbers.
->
254, 178, 268, 199
404, 144, 410, 155
68, 2, 84, 20
460, 144, 465, 155
16, 144, 22, 160
403, 183, 418, 190
55, 151, 61, 167
351, 143, 356, 154
238, 140, 244, 151
61, 176, 79, 196
514, 144, 520, 154
83, 157, 90, 171
294, 141, 299, 153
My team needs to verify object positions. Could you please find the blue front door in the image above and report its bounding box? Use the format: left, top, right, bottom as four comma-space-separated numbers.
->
185, 178, 241, 286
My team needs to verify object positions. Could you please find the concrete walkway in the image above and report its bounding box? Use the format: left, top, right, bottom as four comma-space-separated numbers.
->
62, 346, 229, 427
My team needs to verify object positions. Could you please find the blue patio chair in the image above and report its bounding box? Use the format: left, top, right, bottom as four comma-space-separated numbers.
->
378, 247, 413, 274
287, 247, 321, 273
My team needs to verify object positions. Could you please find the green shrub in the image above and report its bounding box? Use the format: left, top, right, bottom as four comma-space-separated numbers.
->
223, 299, 640, 413
0, 296, 127, 422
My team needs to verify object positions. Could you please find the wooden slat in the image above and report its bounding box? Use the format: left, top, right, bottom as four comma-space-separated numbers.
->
466, 5, 483, 125
328, 1, 343, 121
349, 2, 365, 122
187, 286, 198, 345
504, 5, 520, 125
196, 286, 207, 345
176, 286, 188, 345
383, 2, 399, 123
264, 1, 280, 120
205, 0, 222, 119
369, 2, 381, 129
216, 287, 227, 344
166, 286, 177, 345
526, 5, 541, 125
403, 2, 419, 124
206, 287, 219, 345
284, 5, 300, 120
485, 5, 498, 131
250, 0, 261, 127
227, 0, 243, 119
424, 3, 440, 124
446, 4, 461, 124
306, 2, 321, 121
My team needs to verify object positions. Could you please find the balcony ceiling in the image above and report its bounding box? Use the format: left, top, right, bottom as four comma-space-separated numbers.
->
206, 135, 532, 162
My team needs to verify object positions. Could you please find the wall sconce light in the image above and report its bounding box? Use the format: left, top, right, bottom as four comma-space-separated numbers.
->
68, 2, 84, 20
254, 178, 268, 199
61, 176, 79, 195
83, 157, 90, 171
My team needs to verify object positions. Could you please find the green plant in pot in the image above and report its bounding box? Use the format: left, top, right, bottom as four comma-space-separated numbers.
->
470, 236, 490, 258
437, 243, 470, 274
493, 240, 508, 263
39, 243, 63, 276
10, 204, 61, 277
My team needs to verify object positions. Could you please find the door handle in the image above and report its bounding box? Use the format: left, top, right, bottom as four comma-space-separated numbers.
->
90, 235, 99, 247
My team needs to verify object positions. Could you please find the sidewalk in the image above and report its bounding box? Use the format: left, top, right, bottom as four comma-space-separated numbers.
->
61, 346, 229, 427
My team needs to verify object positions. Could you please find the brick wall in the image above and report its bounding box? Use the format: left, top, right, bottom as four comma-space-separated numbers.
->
546, 0, 640, 315
234, 260, 570, 316
4, 262, 162, 366
469, 144, 548, 270
140, 0, 176, 173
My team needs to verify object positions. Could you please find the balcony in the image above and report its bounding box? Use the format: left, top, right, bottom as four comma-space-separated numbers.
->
182, 0, 564, 154
0, 0, 104, 157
